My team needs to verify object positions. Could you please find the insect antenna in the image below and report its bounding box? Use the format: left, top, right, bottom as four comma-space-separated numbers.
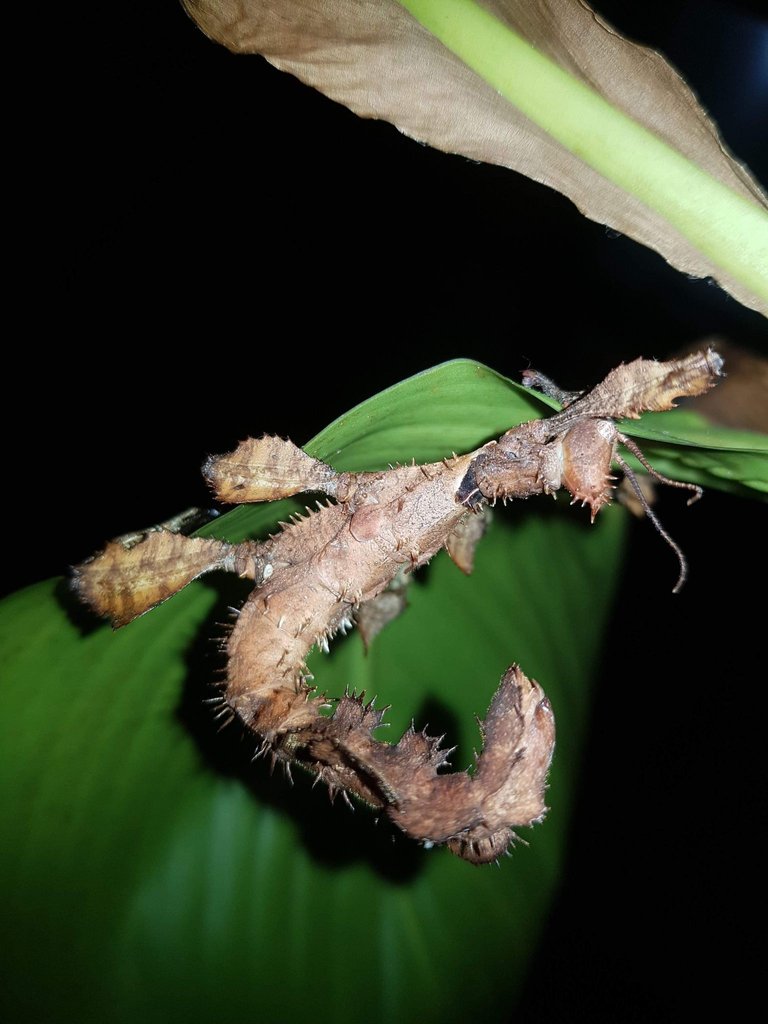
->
618, 433, 703, 505
614, 448, 692, 594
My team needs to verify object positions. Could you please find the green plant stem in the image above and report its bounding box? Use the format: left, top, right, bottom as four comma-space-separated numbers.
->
397, 0, 768, 304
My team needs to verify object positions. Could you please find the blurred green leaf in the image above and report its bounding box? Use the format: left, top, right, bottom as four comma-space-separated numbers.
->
1, 358, 756, 1024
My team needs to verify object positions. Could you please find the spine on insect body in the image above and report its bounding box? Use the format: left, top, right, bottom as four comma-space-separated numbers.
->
204, 442, 554, 862
220, 450, 476, 747
72, 350, 724, 864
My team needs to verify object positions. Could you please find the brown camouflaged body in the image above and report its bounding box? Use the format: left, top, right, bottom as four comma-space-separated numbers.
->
74, 351, 722, 863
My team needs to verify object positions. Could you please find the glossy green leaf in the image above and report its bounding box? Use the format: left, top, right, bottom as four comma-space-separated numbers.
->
196, 360, 551, 544
617, 409, 768, 497
1, 357, 755, 1024
199, 360, 763, 550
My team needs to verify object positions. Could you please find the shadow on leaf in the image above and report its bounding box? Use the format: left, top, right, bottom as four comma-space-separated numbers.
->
176, 573, 428, 884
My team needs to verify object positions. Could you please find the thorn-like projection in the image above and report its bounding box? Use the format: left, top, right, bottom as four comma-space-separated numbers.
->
73, 351, 722, 863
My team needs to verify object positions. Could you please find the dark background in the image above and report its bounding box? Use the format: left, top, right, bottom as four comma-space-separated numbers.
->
9, 1, 767, 1020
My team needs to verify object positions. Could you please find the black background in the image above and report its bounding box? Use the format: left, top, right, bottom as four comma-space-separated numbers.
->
8, 1, 767, 1021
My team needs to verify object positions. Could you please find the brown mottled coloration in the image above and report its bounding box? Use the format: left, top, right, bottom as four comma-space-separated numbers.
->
73, 351, 722, 863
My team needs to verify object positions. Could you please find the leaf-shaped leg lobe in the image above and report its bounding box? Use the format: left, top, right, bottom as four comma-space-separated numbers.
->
203, 436, 349, 503
444, 507, 490, 574
72, 532, 244, 627
355, 568, 411, 650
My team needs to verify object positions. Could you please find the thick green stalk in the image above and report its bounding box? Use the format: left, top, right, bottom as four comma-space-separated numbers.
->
397, 0, 768, 303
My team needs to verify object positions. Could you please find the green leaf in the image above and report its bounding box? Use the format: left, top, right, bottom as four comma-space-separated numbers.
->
617, 409, 768, 497
196, 360, 550, 544
2, 356, 754, 1024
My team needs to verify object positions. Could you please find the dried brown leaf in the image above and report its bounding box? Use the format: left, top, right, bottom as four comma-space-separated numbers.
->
182, 0, 766, 312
